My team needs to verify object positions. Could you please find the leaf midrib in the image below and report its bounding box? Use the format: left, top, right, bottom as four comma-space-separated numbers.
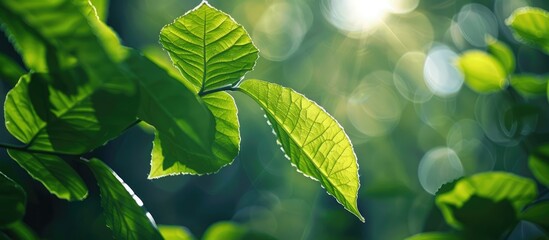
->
238, 86, 357, 211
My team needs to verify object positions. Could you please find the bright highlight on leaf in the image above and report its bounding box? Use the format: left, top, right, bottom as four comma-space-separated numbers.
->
0, 171, 26, 227
7, 150, 87, 201
86, 158, 163, 240
239, 79, 364, 222
456, 50, 507, 93
160, 2, 259, 93
506, 7, 549, 54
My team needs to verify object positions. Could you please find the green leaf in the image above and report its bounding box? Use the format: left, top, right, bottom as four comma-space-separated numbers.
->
5, 70, 137, 154
86, 158, 163, 240
0, 53, 25, 86
519, 201, 549, 232
238, 79, 363, 222
486, 36, 515, 74
0, 172, 26, 226
528, 144, 549, 187
202, 222, 276, 240
125, 52, 240, 176
158, 225, 194, 240
456, 50, 507, 93
159, 2, 259, 93
405, 232, 462, 240
436, 172, 536, 231
506, 7, 549, 53
7, 150, 87, 201
1, 221, 39, 240
510, 74, 548, 98
0, 0, 126, 71
1, 0, 139, 154
90, 0, 109, 21
149, 91, 240, 177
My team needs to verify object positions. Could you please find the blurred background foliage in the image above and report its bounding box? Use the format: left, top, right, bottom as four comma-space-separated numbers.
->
1, 0, 549, 239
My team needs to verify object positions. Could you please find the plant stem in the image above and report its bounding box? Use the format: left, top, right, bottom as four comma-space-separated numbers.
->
198, 85, 237, 96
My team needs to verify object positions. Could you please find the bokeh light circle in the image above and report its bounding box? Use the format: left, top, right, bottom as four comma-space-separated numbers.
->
424, 44, 464, 97
456, 3, 499, 47
418, 147, 464, 195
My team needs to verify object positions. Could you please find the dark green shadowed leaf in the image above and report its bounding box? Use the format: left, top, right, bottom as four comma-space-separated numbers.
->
519, 201, 549, 232
7, 150, 87, 201
149, 91, 240, 177
202, 222, 276, 240
486, 36, 515, 74
506, 7, 549, 53
510, 74, 548, 98
238, 79, 364, 222
0, 172, 26, 226
159, 2, 259, 93
5, 70, 137, 154
528, 144, 549, 187
1, 221, 39, 240
86, 158, 163, 240
456, 51, 507, 93
436, 172, 536, 232
132, 49, 240, 176
405, 232, 462, 240
158, 225, 194, 240
125, 52, 241, 176
0, 53, 25, 86
0, 0, 126, 71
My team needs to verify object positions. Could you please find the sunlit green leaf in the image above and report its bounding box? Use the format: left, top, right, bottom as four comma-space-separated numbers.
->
456, 51, 507, 93
510, 74, 548, 98
405, 232, 462, 240
0, 172, 26, 226
5, 71, 137, 154
160, 2, 258, 93
238, 79, 364, 222
0, 53, 25, 86
202, 222, 275, 240
519, 201, 549, 232
7, 150, 87, 201
158, 225, 194, 240
436, 172, 536, 231
486, 36, 515, 74
528, 144, 549, 187
86, 158, 163, 240
506, 7, 549, 53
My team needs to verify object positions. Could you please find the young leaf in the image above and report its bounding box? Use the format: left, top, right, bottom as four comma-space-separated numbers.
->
405, 232, 462, 240
149, 92, 240, 177
238, 79, 364, 222
158, 225, 194, 240
7, 150, 87, 201
0, 172, 26, 226
510, 74, 548, 98
506, 7, 549, 53
0, 53, 25, 86
86, 158, 163, 240
456, 51, 507, 93
519, 201, 549, 232
436, 172, 536, 230
486, 36, 515, 74
90, 0, 110, 21
159, 2, 259, 93
5, 71, 138, 154
528, 144, 549, 187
